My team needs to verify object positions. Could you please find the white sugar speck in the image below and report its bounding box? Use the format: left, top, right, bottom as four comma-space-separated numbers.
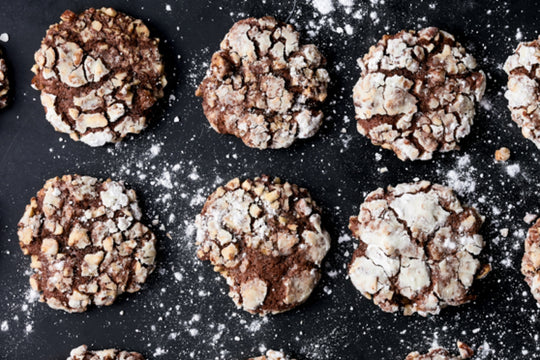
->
506, 164, 520, 177
153, 347, 167, 356
0, 33, 9, 42
313, 0, 335, 14
149, 144, 161, 158
516, 28, 523, 41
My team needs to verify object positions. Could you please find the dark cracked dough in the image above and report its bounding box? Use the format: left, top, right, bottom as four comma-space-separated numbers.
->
504, 36, 540, 149
31, 7, 167, 146
67, 345, 144, 360
195, 175, 331, 315
0, 49, 9, 108
521, 218, 540, 303
196, 16, 330, 149
405, 342, 474, 360
348, 180, 490, 316
17, 175, 156, 312
353, 27, 486, 161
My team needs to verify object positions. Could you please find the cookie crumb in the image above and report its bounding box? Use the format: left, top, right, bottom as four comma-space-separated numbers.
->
524, 213, 538, 224
495, 147, 511, 162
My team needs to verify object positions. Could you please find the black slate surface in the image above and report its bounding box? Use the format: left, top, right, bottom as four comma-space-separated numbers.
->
0, 0, 539, 359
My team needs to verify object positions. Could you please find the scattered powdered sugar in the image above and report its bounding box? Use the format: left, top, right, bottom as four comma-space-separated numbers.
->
1, 1, 539, 359
516, 28, 523, 41
312, 0, 335, 15
506, 163, 520, 177
441, 154, 477, 195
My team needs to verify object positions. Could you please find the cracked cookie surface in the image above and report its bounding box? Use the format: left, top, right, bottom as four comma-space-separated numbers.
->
405, 342, 473, 360
0, 49, 8, 108
196, 16, 329, 149
248, 350, 295, 360
67, 345, 144, 360
31, 7, 166, 146
353, 27, 486, 161
504, 36, 540, 149
18, 175, 157, 312
195, 175, 331, 315
521, 218, 540, 303
348, 181, 488, 316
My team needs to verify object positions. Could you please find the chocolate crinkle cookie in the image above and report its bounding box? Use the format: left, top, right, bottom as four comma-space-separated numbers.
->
504, 36, 540, 149
0, 49, 9, 108
521, 218, 540, 302
249, 350, 296, 360
348, 181, 490, 316
195, 175, 331, 315
18, 175, 157, 312
406, 342, 474, 360
67, 345, 144, 360
353, 27, 486, 161
195, 16, 330, 149
31, 8, 167, 146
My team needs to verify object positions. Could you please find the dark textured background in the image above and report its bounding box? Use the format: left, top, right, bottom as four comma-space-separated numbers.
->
1, 0, 540, 359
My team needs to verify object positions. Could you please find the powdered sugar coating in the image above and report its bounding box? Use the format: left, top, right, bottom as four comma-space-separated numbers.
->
17, 175, 157, 312
196, 16, 329, 149
195, 175, 331, 315
406, 341, 474, 360
353, 27, 486, 161
31, 8, 167, 146
348, 180, 489, 316
67, 345, 144, 360
504, 36, 540, 149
